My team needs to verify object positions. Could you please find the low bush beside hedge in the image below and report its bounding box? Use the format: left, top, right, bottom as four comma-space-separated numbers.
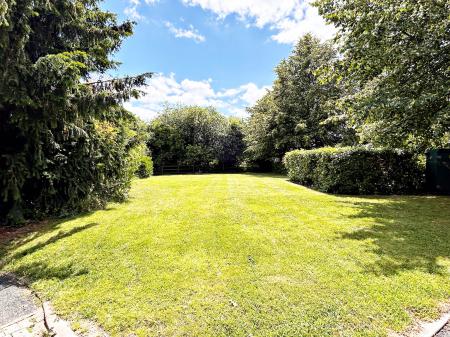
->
283, 147, 424, 194
136, 156, 154, 178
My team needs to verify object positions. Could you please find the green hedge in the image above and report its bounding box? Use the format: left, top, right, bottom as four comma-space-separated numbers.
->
136, 156, 154, 179
283, 147, 424, 194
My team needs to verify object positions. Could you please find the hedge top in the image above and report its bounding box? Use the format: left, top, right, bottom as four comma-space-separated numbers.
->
284, 146, 411, 157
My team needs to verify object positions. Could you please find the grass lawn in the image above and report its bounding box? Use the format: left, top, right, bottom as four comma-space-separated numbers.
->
1, 174, 450, 336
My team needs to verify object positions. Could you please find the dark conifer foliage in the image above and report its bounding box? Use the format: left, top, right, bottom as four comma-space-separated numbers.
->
0, 0, 151, 224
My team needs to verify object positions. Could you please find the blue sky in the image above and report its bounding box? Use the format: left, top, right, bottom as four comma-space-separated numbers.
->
102, 0, 336, 120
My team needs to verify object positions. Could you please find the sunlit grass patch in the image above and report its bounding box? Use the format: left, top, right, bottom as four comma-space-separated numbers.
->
1, 174, 449, 337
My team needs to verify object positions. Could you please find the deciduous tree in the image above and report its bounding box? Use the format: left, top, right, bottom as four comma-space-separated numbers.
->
245, 34, 354, 168
315, 0, 450, 151
148, 106, 245, 173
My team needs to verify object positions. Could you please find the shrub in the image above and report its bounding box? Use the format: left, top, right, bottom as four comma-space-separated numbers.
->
283, 147, 424, 195
136, 156, 154, 178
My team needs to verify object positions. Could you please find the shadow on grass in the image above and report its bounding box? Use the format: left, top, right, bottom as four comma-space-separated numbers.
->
0, 208, 105, 248
337, 195, 450, 276
11, 222, 98, 259
12, 261, 89, 282
0, 219, 98, 282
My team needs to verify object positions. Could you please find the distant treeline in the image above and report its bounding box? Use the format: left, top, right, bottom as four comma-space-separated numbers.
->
148, 106, 245, 174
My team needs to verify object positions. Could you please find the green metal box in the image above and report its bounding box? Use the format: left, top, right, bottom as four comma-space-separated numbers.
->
426, 149, 450, 194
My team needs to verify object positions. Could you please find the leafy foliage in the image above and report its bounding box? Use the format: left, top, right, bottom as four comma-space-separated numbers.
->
0, 0, 151, 224
126, 120, 153, 179
136, 155, 154, 179
284, 147, 424, 194
217, 118, 246, 170
245, 34, 355, 168
244, 93, 279, 170
148, 106, 245, 173
315, 0, 450, 151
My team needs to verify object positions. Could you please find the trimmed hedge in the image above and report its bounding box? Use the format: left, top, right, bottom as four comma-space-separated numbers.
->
283, 147, 424, 195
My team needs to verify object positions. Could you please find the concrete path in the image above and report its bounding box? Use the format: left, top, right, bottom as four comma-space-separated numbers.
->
0, 274, 103, 337
0, 274, 47, 337
436, 322, 450, 337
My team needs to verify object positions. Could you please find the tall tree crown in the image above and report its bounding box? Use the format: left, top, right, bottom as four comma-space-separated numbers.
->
315, 0, 450, 150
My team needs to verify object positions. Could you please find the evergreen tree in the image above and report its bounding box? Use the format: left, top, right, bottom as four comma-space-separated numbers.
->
0, 0, 151, 224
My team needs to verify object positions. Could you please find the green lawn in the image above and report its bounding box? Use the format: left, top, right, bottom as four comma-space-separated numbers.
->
1, 174, 450, 337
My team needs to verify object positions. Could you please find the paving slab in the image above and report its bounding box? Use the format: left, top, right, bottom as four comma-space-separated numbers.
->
0, 274, 85, 337
0, 275, 38, 328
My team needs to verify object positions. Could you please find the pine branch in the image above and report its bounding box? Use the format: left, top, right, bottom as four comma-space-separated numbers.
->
84, 72, 154, 86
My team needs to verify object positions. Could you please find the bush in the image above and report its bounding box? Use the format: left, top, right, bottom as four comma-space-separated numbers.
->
283, 147, 424, 195
0, 113, 150, 226
136, 156, 154, 178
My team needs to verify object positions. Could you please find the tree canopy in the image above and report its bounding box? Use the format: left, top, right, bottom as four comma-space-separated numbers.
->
245, 34, 355, 168
148, 105, 245, 173
315, 0, 450, 151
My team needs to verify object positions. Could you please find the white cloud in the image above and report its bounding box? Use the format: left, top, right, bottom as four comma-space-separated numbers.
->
165, 22, 206, 43
239, 83, 269, 105
182, 0, 336, 44
124, 73, 270, 120
124, 0, 158, 21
